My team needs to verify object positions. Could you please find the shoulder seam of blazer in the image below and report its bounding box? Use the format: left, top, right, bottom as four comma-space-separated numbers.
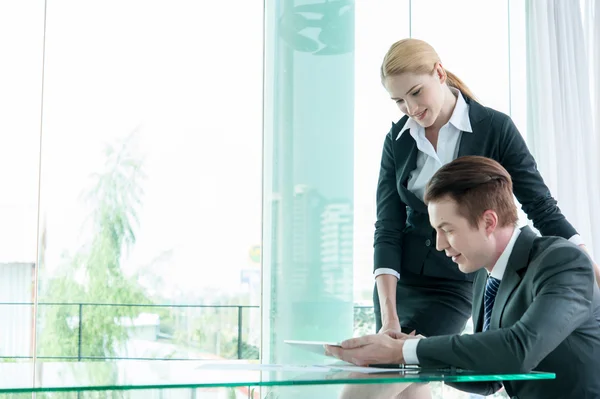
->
465, 97, 495, 123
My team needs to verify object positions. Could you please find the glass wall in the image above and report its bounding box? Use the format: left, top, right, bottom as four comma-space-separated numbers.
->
262, 0, 356, 369
0, 1, 524, 398
263, 1, 522, 398
34, 0, 265, 366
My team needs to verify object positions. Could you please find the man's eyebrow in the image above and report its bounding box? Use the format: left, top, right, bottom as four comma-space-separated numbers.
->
437, 222, 451, 229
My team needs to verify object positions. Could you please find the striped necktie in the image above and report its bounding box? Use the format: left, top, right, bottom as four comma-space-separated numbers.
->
483, 276, 501, 332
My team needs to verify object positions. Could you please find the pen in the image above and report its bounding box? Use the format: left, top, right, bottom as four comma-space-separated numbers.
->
370, 364, 420, 369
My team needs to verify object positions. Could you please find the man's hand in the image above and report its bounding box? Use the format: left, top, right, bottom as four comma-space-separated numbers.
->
579, 244, 600, 288
325, 334, 405, 367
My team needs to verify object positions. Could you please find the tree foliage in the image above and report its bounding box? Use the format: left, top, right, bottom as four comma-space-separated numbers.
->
37, 133, 150, 398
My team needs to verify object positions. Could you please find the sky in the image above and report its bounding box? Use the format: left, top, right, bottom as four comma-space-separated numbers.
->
0, 0, 523, 303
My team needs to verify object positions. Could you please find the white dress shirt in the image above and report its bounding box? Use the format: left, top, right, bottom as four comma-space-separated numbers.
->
374, 89, 583, 281
402, 228, 522, 364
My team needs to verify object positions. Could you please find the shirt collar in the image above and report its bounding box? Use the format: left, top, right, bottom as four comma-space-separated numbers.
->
489, 227, 521, 280
397, 88, 472, 141
449, 88, 472, 133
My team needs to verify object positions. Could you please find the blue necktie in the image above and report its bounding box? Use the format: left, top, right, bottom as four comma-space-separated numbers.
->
483, 276, 501, 332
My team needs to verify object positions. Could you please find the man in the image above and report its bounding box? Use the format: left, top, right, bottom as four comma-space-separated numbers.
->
328, 156, 600, 398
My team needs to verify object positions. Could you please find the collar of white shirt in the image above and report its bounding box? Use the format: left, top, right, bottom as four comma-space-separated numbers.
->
489, 227, 522, 280
398, 88, 473, 141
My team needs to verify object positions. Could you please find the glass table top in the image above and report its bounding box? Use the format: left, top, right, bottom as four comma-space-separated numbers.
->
0, 360, 555, 393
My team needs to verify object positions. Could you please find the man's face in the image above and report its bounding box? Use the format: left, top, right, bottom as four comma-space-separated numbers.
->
428, 196, 494, 274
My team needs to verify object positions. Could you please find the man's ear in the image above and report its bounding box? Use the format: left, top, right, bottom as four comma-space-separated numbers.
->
482, 210, 499, 235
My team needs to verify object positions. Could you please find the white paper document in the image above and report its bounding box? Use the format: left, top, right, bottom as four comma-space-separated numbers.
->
284, 340, 341, 355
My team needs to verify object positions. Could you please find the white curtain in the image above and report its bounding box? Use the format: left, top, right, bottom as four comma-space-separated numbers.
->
583, 0, 600, 167
526, 0, 600, 259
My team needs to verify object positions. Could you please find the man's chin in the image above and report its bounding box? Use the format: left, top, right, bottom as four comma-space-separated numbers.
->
457, 264, 472, 274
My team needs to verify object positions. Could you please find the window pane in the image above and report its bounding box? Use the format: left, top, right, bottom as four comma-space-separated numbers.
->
411, 0, 511, 114
37, 0, 263, 363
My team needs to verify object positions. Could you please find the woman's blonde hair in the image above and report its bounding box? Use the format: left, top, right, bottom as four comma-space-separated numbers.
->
380, 38, 476, 101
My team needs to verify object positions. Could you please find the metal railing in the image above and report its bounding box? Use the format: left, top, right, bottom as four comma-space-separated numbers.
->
0, 302, 375, 362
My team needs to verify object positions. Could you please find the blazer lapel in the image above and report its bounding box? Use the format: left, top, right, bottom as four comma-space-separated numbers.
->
490, 227, 536, 329
395, 129, 428, 214
457, 98, 490, 158
397, 130, 417, 185
472, 269, 488, 332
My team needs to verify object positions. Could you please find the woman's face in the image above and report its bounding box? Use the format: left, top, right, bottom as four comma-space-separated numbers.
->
383, 64, 446, 128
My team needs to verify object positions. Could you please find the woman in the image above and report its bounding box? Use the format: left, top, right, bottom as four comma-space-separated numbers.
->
373, 38, 599, 340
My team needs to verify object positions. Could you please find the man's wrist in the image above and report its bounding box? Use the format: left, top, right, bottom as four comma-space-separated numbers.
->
395, 339, 406, 363
402, 338, 422, 365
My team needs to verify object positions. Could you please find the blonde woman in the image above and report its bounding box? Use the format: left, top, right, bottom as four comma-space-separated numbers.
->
373, 38, 599, 342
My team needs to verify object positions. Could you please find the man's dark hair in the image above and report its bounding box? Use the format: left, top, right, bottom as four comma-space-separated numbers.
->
424, 156, 518, 228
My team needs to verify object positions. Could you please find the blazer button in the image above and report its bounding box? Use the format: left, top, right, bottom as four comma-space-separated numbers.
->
425, 239, 431, 247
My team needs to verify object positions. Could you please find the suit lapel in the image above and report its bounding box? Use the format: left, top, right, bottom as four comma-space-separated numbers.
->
397, 130, 417, 185
395, 129, 427, 214
472, 269, 488, 331
457, 98, 490, 158
490, 227, 536, 329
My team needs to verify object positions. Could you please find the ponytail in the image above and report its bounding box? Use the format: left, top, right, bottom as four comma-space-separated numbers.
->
445, 69, 477, 101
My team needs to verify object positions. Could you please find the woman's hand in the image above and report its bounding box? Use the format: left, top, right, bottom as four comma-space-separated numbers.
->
379, 318, 403, 339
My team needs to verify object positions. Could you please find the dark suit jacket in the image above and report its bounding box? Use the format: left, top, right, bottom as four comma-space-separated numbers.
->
373, 97, 578, 281
416, 227, 600, 399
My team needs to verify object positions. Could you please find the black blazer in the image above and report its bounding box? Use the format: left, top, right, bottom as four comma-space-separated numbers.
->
373, 96, 578, 282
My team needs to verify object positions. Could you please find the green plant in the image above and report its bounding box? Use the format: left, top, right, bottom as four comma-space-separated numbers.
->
353, 306, 375, 337
36, 133, 150, 399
